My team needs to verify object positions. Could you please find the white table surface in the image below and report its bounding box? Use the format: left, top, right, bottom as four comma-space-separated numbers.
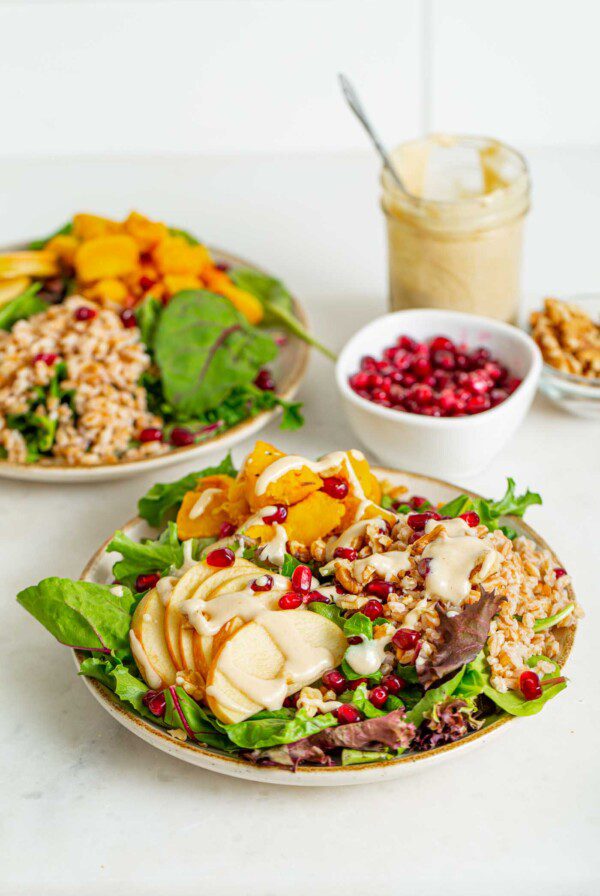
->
1, 148, 598, 896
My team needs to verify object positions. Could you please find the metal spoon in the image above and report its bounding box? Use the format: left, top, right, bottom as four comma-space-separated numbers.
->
338, 73, 408, 194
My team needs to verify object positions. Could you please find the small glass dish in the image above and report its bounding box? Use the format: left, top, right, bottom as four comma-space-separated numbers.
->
533, 294, 600, 419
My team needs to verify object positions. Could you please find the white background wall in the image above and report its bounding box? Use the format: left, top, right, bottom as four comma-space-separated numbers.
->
1, 0, 598, 156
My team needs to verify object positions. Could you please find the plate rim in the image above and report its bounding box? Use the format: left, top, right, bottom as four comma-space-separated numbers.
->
75, 465, 577, 781
0, 245, 311, 479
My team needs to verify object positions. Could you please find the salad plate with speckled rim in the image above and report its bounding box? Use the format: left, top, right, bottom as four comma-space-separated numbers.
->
0, 247, 310, 483
73, 466, 577, 786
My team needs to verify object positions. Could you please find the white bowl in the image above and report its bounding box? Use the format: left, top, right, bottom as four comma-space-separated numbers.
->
336, 309, 542, 479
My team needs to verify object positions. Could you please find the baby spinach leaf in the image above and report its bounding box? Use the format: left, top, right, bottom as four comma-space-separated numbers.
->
0, 283, 46, 330
481, 655, 566, 716
108, 522, 184, 588
154, 291, 278, 417
17, 578, 135, 656
225, 707, 337, 749
405, 666, 466, 728
137, 454, 237, 526
231, 268, 336, 360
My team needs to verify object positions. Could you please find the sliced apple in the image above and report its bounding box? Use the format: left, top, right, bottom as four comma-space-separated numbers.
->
164, 558, 255, 672
130, 588, 177, 689
206, 610, 348, 724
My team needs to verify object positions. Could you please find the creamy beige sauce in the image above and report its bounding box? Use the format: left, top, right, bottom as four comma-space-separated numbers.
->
257, 523, 288, 567
210, 609, 339, 712
352, 549, 410, 582
110, 584, 124, 597
189, 488, 221, 520
422, 518, 498, 606
129, 630, 162, 689
180, 573, 290, 636
238, 505, 278, 533
345, 631, 393, 677
156, 575, 177, 605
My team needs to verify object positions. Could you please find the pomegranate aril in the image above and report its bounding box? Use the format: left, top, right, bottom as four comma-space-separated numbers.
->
431, 349, 455, 371
490, 388, 509, 406
506, 377, 522, 394
369, 685, 389, 709
466, 394, 490, 414
382, 673, 405, 694
74, 306, 97, 322
362, 599, 384, 621
365, 580, 394, 600
170, 427, 195, 447
120, 308, 137, 328
520, 670, 542, 700
392, 628, 420, 651
429, 336, 455, 353
206, 547, 235, 568
278, 592, 303, 610
254, 368, 275, 391
347, 677, 368, 690
407, 511, 441, 530
139, 275, 156, 291
334, 546, 357, 561
283, 693, 299, 708
251, 574, 273, 592
336, 704, 362, 724
411, 357, 431, 378
218, 521, 236, 539
350, 372, 370, 390
460, 511, 480, 527
321, 476, 349, 499
554, 567, 567, 578
33, 352, 58, 365
361, 355, 378, 370
135, 572, 160, 592
262, 504, 287, 525
291, 564, 312, 594
398, 335, 418, 351
305, 591, 331, 604
142, 690, 166, 717
139, 427, 163, 443
410, 495, 429, 510
322, 669, 347, 695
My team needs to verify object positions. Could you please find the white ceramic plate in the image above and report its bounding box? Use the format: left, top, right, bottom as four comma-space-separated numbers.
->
75, 466, 576, 786
0, 248, 310, 482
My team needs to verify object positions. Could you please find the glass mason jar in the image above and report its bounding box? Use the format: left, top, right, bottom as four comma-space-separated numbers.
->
381, 135, 531, 323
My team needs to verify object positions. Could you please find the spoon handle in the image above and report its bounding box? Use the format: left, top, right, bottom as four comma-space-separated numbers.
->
338, 73, 407, 194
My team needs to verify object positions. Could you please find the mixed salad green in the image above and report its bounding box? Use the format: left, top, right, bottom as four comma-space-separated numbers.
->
16, 459, 572, 768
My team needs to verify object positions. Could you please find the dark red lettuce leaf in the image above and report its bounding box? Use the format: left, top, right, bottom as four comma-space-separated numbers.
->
419, 586, 506, 688
412, 698, 480, 751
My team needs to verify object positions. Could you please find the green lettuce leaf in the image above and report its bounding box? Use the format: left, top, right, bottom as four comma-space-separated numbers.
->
79, 655, 155, 719
0, 283, 46, 331
154, 290, 277, 417
341, 749, 392, 766
340, 682, 387, 719
163, 687, 236, 751
437, 478, 542, 538
135, 294, 162, 349
230, 268, 336, 360
405, 666, 466, 728
482, 655, 566, 716
225, 707, 337, 749
307, 602, 345, 629
29, 220, 73, 250
17, 578, 135, 657
343, 612, 373, 641
108, 522, 185, 588
137, 454, 237, 526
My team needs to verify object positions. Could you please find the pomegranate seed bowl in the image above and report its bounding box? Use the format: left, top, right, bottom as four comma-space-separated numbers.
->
336, 309, 542, 479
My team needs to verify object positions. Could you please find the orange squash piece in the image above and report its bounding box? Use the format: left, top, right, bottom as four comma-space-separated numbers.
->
84, 278, 129, 305
176, 475, 235, 539
153, 236, 210, 277
222, 478, 251, 527
347, 450, 382, 504
73, 214, 121, 241
203, 268, 263, 325
240, 441, 323, 510
247, 491, 345, 547
163, 274, 203, 296
75, 235, 139, 283
46, 234, 79, 267
123, 212, 168, 252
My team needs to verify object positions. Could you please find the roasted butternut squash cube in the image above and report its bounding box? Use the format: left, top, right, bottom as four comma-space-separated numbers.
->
247, 491, 345, 546
84, 277, 129, 305
153, 236, 210, 276
163, 274, 203, 296
176, 475, 235, 539
75, 235, 139, 283
46, 234, 79, 267
123, 212, 168, 252
73, 214, 120, 241
240, 441, 322, 510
